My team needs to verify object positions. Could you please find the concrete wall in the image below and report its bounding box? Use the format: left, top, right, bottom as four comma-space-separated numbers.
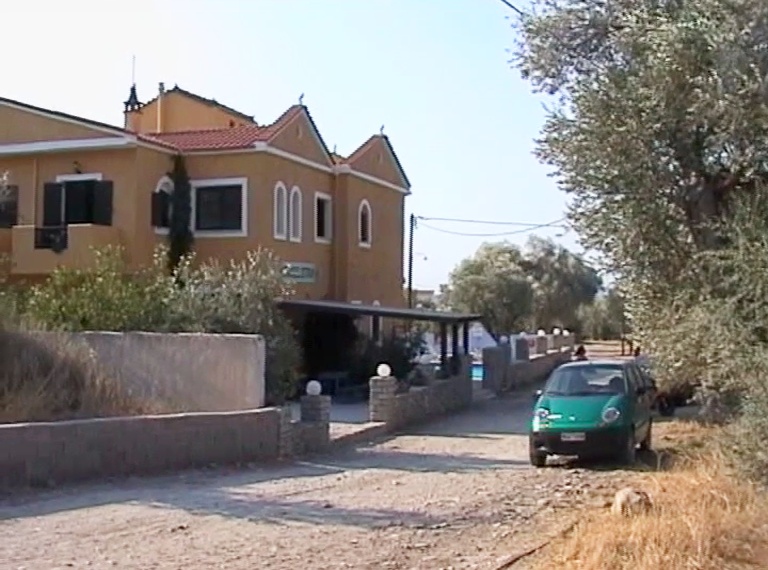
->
68, 331, 266, 412
369, 357, 473, 431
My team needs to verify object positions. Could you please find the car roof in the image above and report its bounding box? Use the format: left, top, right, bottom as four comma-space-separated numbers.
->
558, 359, 628, 369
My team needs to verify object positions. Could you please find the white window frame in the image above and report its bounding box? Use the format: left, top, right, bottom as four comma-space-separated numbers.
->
273, 181, 287, 240
314, 191, 332, 244
358, 199, 372, 248
190, 177, 248, 238
289, 185, 303, 243
55, 172, 103, 226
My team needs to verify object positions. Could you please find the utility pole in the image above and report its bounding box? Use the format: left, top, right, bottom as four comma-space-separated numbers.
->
406, 213, 416, 308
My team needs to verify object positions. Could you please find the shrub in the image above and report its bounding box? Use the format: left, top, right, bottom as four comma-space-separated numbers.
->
723, 366, 768, 485
167, 249, 301, 405
348, 330, 426, 384
25, 245, 302, 406
25, 246, 174, 332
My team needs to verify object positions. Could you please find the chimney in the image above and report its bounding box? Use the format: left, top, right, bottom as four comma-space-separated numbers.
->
156, 82, 165, 132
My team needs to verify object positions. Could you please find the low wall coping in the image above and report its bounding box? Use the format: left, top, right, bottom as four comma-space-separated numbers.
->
0, 407, 278, 430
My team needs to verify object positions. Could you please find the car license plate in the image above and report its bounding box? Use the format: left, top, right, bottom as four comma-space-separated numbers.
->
561, 432, 586, 442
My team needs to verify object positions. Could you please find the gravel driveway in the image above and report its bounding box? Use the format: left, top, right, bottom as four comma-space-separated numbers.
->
0, 391, 632, 570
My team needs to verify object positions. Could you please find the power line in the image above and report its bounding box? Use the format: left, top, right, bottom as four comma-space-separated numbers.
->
497, 0, 524, 16
417, 218, 568, 238
418, 215, 567, 228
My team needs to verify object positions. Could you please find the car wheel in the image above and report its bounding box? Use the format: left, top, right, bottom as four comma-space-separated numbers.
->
617, 430, 636, 465
640, 419, 652, 451
529, 439, 547, 468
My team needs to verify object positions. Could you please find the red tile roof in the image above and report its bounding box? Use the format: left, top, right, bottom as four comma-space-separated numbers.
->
142, 105, 303, 152
142, 125, 268, 151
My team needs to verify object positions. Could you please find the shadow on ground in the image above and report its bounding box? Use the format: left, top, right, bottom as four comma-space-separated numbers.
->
409, 389, 539, 439
0, 446, 526, 523
0, 386, 542, 525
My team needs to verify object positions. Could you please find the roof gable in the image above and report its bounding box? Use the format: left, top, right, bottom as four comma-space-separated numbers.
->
143, 86, 255, 124
345, 134, 411, 189
0, 95, 130, 143
266, 106, 334, 167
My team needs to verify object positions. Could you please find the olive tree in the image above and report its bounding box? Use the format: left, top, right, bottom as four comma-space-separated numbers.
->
515, 0, 768, 333
444, 242, 534, 338
522, 236, 601, 329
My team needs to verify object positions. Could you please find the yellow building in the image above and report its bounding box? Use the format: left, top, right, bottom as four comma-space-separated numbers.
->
0, 83, 410, 309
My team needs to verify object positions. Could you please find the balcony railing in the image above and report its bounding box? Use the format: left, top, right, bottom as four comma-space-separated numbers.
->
34, 226, 69, 252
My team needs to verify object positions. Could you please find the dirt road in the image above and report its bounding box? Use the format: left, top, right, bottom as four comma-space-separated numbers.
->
0, 390, 631, 570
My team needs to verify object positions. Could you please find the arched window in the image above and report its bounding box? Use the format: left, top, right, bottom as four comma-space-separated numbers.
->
151, 175, 174, 230
358, 199, 372, 247
289, 186, 302, 242
273, 182, 287, 240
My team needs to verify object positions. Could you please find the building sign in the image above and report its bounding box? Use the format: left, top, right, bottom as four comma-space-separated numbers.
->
283, 262, 316, 284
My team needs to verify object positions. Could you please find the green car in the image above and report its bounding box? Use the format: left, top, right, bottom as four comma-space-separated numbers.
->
528, 359, 654, 467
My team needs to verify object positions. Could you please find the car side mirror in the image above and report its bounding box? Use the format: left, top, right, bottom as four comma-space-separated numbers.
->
533, 389, 543, 400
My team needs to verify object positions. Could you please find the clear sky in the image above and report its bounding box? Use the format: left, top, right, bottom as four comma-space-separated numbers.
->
3, 0, 577, 290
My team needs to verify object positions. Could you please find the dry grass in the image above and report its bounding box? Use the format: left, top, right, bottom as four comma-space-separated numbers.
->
537, 422, 768, 570
0, 326, 154, 423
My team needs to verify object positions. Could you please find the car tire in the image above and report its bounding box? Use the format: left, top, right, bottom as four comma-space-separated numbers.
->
640, 420, 652, 451
529, 439, 547, 468
617, 430, 636, 465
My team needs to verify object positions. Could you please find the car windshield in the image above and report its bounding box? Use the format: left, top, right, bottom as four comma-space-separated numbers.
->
544, 364, 626, 396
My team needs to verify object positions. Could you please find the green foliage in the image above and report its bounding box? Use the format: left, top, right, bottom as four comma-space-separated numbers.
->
26, 246, 173, 332
515, 0, 768, 481
348, 330, 426, 384
577, 287, 627, 340
522, 236, 601, 329
167, 155, 193, 271
444, 242, 533, 337
167, 249, 301, 405
25, 246, 302, 405
516, 0, 768, 333
444, 238, 600, 336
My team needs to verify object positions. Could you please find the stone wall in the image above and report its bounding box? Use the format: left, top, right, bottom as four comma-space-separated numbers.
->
62, 331, 266, 412
289, 395, 331, 456
0, 395, 334, 490
482, 340, 573, 395
369, 357, 473, 431
0, 408, 281, 489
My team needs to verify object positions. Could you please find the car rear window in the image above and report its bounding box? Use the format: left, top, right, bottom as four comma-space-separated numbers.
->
544, 364, 626, 396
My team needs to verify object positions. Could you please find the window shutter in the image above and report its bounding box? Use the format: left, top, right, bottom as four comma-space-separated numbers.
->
151, 191, 170, 228
0, 185, 18, 228
92, 181, 114, 226
42, 183, 64, 226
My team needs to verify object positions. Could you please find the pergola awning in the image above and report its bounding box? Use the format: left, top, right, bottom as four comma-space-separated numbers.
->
277, 299, 480, 324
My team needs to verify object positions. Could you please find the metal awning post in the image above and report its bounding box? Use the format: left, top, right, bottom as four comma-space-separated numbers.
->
439, 322, 448, 371
451, 323, 459, 373
462, 322, 470, 354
